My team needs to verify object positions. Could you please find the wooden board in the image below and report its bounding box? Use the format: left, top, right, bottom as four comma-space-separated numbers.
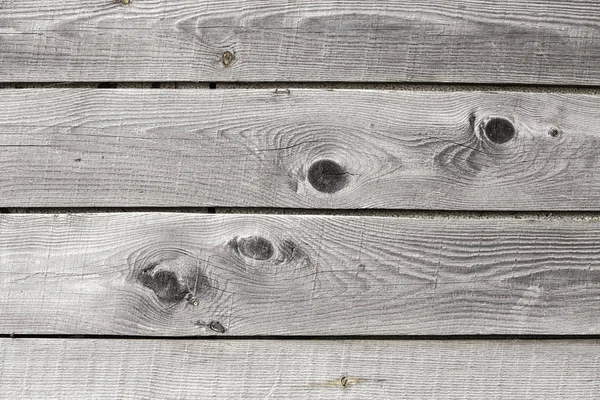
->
2, 89, 600, 209
3, 213, 600, 335
2, 338, 599, 399
1, 0, 600, 84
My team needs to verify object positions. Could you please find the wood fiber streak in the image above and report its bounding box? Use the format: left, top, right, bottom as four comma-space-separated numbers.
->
1, 89, 600, 209
3, 213, 600, 335
1, 0, 599, 83
1, 339, 600, 399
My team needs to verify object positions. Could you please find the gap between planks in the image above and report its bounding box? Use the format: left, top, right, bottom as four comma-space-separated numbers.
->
4, 82, 600, 93
4, 208, 600, 221
4, 334, 600, 341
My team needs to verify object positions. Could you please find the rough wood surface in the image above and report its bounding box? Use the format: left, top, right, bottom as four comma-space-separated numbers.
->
3, 89, 600, 209
2, 338, 599, 399
3, 213, 600, 335
1, 0, 600, 84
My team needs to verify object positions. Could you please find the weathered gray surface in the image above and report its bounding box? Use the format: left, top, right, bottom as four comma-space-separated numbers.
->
1, 0, 600, 84
2, 339, 599, 399
3, 213, 600, 335
2, 89, 600, 209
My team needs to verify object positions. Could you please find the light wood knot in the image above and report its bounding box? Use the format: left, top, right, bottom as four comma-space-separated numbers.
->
307, 159, 349, 193
481, 117, 515, 144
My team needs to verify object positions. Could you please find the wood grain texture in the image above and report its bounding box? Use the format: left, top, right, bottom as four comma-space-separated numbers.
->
2, 339, 600, 399
1, 0, 600, 84
3, 213, 600, 335
3, 89, 600, 209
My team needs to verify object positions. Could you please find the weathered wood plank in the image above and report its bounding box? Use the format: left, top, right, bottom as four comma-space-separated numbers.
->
2, 339, 599, 399
2, 89, 600, 209
3, 213, 600, 335
1, 0, 600, 84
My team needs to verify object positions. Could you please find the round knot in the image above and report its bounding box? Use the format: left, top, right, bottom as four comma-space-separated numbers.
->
307, 159, 349, 193
482, 117, 515, 144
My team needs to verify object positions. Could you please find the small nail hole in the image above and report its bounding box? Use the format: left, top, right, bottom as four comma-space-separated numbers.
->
340, 376, 348, 388
209, 321, 226, 333
548, 127, 561, 138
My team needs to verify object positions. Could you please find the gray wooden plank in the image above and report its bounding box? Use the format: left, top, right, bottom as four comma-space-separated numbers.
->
2, 339, 599, 399
3, 89, 600, 209
3, 213, 600, 335
1, 0, 600, 84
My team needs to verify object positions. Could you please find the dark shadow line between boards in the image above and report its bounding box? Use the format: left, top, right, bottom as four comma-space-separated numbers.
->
3, 334, 600, 341
1, 207, 600, 219
3, 81, 600, 92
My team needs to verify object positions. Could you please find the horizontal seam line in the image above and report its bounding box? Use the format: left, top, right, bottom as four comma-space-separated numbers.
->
3, 334, 600, 341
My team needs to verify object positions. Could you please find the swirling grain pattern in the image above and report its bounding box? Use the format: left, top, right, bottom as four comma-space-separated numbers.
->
2, 213, 600, 335
1, 89, 600, 209
1, 0, 600, 83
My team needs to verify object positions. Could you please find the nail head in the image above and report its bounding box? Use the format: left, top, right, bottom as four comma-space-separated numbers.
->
222, 51, 234, 67
548, 127, 561, 138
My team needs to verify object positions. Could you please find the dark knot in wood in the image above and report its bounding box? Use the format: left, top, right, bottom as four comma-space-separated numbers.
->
229, 236, 275, 261
227, 236, 310, 272
129, 247, 212, 306
482, 117, 515, 144
139, 268, 188, 304
235, 236, 274, 261
307, 159, 349, 193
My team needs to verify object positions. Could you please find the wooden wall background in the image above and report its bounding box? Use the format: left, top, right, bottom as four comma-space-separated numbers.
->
2, 0, 600, 398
